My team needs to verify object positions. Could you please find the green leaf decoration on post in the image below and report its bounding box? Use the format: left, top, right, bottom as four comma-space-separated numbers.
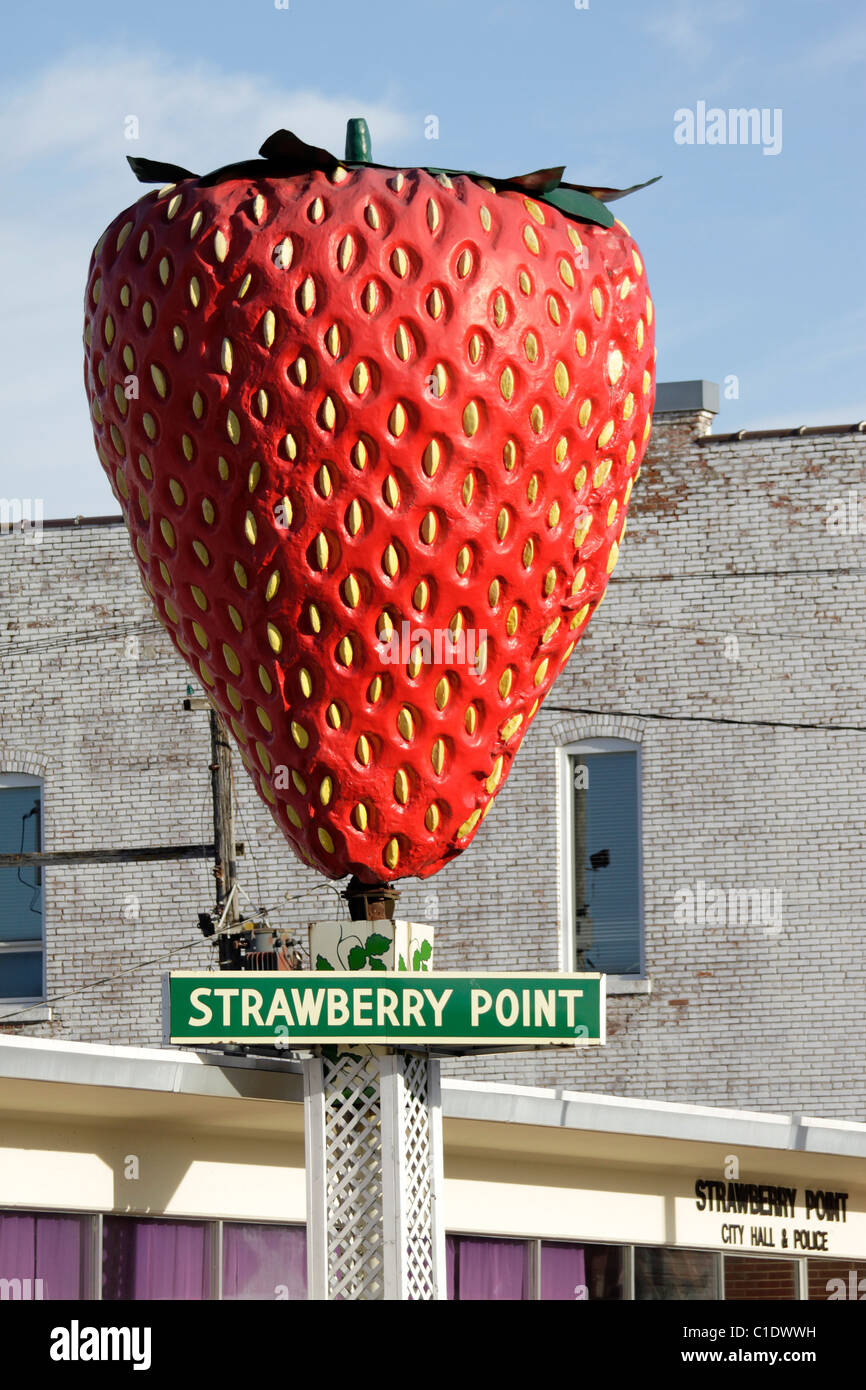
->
315, 954, 333, 971
347, 944, 368, 971
419, 940, 433, 962
364, 932, 391, 957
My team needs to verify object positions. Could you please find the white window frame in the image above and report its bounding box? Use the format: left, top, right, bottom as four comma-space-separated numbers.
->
0, 772, 45, 1006
557, 737, 649, 989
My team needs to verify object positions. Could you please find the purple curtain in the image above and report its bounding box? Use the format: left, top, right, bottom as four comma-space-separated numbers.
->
103, 1216, 210, 1300
541, 1241, 587, 1300
446, 1235, 457, 1299
0, 1211, 87, 1299
222, 1223, 306, 1300
447, 1235, 530, 1300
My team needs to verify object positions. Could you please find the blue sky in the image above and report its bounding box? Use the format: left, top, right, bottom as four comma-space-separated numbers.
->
1, 0, 863, 516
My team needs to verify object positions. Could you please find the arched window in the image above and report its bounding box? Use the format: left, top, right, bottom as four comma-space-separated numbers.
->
559, 738, 644, 976
0, 773, 44, 1001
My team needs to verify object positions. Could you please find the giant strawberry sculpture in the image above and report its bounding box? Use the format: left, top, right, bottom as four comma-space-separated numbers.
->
83, 121, 657, 883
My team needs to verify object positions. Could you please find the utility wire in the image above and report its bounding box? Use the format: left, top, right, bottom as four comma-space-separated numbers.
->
1, 562, 866, 658
581, 615, 866, 649
0, 617, 162, 660
614, 564, 866, 583
1, 875, 353, 1024
0, 936, 208, 1023
233, 788, 264, 912
549, 705, 866, 735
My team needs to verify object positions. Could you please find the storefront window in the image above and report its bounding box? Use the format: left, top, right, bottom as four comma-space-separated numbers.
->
723, 1256, 798, 1300
541, 1241, 624, 1300
102, 1216, 211, 1300
635, 1246, 718, 1299
222, 1222, 306, 1300
0, 1210, 89, 1299
447, 1235, 531, 1300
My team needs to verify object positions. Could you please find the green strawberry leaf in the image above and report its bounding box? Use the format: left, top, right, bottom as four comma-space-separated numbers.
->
543, 187, 614, 229
126, 156, 196, 183
315, 954, 333, 971
412, 949, 422, 971
126, 127, 660, 230
419, 939, 433, 961
397, 955, 408, 972
347, 945, 368, 971
368, 958, 387, 971
365, 932, 391, 957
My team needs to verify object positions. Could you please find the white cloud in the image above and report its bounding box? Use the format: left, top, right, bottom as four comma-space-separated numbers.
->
0, 46, 410, 179
0, 48, 412, 517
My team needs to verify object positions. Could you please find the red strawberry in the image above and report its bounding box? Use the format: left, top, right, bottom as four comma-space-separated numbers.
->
83, 125, 656, 882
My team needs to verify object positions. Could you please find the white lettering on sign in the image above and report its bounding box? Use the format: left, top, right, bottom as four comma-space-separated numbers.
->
535, 990, 556, 1027
423, 987, 453, 1027
403, 988, 425, 1026
265, 992, 294, 1028
291, 988, 325, 1026
212, 988, 239, 1025
189, 988, 213, 1026
354, 987, 373, 1026
560, 990, 585, 1027
471, 989, 493, 1026
496, 990, 519, 1027
376, 988, 399, 1027
242, 990, 264, 1027
327, 989, 350, 1027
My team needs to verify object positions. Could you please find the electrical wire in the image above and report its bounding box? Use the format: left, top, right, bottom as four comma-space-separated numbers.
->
0, 936, 208, 1023
613, 564, 866, 583
232, 788, 264, 912
581, 614, 866, 650
1, 560, 866, 658
0, 617, 162, 660
548, 704, 866, 734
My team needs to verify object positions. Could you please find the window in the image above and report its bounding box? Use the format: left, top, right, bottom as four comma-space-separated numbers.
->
0, 774, 44, 1001
541, 1241, 625, 1300
447, 1235, 531, 1300
0, 1210, 90, 1300
0, 1212, 308, 1300
103, 1216, 212, 1300
3, 1210, 841, 1300
635, 1246, 719, 1300
562, 739, 643, 975
222, 1222, 307, 1300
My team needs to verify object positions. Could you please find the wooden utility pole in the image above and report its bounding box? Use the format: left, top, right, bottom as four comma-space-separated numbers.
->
209, 707, 238, 925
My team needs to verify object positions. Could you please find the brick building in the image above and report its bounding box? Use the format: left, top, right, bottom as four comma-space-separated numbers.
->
2, 381, 865, 1118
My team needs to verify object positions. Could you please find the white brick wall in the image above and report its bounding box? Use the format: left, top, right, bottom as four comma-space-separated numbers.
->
2, 408, 865, 1117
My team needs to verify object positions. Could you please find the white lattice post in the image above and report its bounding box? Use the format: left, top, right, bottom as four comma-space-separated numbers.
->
302, 1055, 328, 1300
303, 918, 446, 1300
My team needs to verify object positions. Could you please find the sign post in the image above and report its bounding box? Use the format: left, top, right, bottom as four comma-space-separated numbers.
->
166, 939, 604, 1301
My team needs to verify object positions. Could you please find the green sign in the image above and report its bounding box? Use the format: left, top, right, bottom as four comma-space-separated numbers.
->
165, 971, 605, 1047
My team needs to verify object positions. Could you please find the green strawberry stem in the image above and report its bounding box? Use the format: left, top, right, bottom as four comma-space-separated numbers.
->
345, 118, 371, 163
